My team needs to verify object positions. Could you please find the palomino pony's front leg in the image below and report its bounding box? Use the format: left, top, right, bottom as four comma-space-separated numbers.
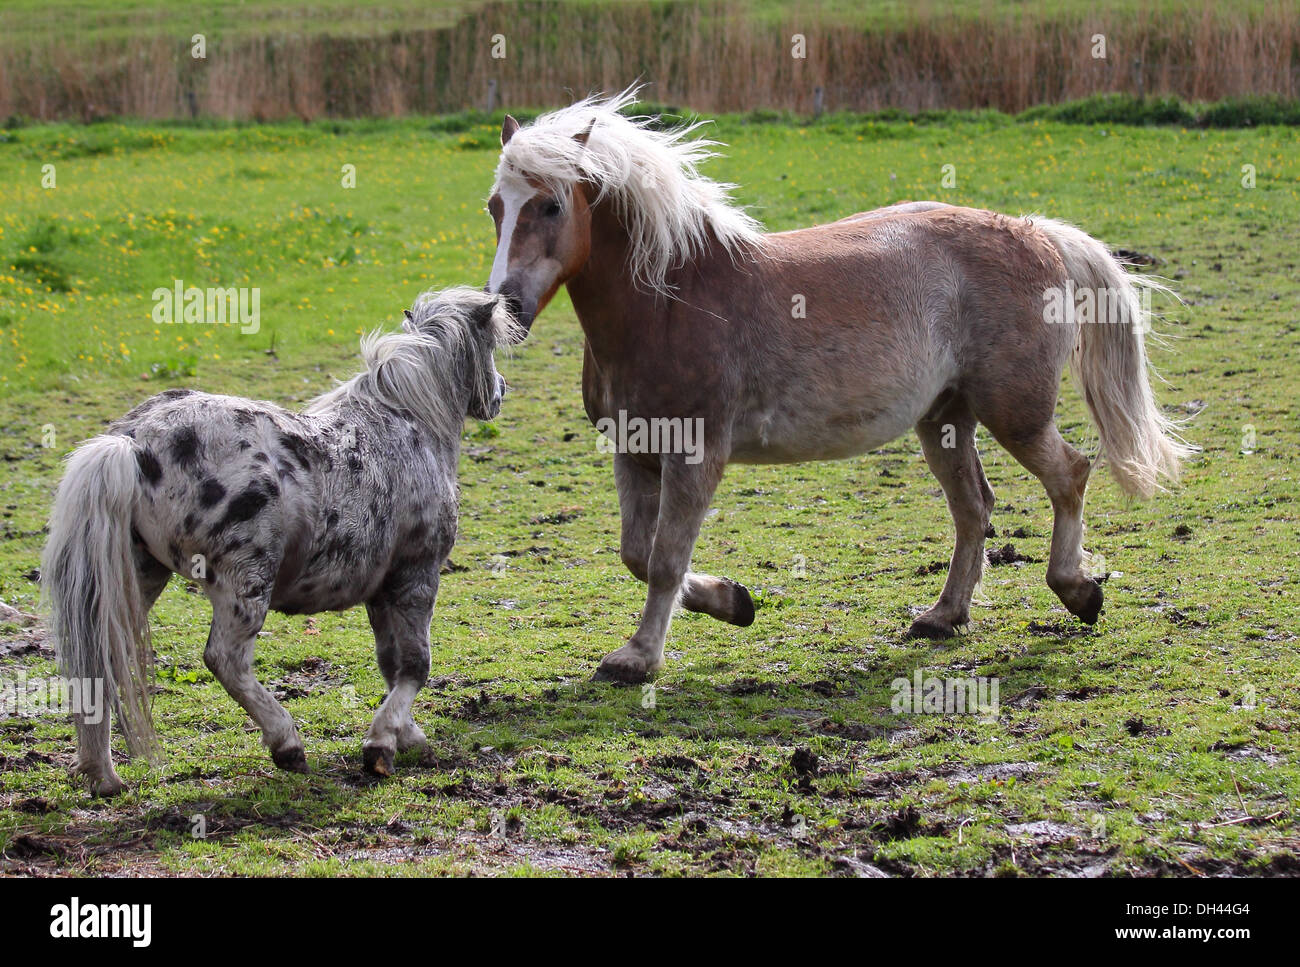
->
909, 395, 995, 638
595, 454, 728, 683
615, 452, 755, 629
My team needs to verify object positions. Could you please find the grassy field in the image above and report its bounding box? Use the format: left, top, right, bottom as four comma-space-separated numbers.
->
0, 109, 1297, 876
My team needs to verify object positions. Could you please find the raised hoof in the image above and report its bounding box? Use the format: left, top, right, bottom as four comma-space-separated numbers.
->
1072, 580, 1104, 625
907, 615, 958, 640
726, 580, 756, 628
363, 744, 395, 778
271, 745, 310, 774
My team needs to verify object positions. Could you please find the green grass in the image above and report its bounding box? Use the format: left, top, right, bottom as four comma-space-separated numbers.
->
0, 109, 1297, 876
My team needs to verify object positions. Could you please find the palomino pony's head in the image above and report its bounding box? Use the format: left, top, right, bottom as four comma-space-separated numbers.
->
485, 88, 763, 330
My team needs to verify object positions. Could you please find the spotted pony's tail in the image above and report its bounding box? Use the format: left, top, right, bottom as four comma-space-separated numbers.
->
42, 434, 159, 760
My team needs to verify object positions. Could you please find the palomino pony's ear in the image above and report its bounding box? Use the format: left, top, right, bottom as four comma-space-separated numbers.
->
501, 115, 520, 146
572, 118, 595, 148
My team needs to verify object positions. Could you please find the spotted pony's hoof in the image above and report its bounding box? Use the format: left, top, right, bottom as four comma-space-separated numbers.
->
363, 744, 395, 777
272, 745, 310, 774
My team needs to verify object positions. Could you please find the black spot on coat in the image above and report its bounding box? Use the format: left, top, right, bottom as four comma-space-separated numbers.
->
168, 426, 203, 467
210, 484, 271, 536
198, 478, 227, 507
277, 432, 315, 472
136, 448, 163, 486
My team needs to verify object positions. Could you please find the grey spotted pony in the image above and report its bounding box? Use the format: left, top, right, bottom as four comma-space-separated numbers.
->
42, 287, 518, 795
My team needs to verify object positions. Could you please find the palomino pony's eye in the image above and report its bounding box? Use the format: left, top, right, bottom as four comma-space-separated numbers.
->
541, 199, 562, 218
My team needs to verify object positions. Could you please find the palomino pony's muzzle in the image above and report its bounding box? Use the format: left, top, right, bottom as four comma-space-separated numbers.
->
492, 284, 534, 334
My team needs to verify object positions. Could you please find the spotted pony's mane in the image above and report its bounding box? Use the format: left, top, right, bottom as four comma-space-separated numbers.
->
491, 87, 765, 294
307, 286, 516, 437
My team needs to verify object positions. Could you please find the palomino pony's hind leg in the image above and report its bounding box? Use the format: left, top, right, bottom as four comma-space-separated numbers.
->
203, 589, 307, 772
909, 394, 994, 639
614, 452, 753, 628
362, 583, 435, 777
987, 421, 1102, 624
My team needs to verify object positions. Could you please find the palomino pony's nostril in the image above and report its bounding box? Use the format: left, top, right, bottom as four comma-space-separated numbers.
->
500, 293, 523, 318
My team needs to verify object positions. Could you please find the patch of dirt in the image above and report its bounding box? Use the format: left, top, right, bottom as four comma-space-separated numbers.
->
873, 804, 947, 840
1007, 685, 1048, 708
1024, 620, 1093, 638
1004, 820, 1085, 844
940, 761, 1040, 786
528, 507, 582, 525
1210, 741, 1284, 766
718, 677, 781, 697
0, 750, 55, 771
1058, 685, 1117, 700
987, 544, 1039, 566
832, 854, 892, 877
819, 719, 885, 742
647, 754, 702, 772
0, 601, 49, 660
790, 747, 819, 777
1112, 248, 1160, 267
1124, 716, 1169, 737
269, 655, 348, 699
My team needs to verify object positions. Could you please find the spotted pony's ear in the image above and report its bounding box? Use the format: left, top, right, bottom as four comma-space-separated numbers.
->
402, 308, 415, 330
474, 298, 501, 330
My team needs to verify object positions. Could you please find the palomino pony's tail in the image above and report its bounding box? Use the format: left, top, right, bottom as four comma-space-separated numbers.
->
41, 434, 159, 759
1034, 217, 1196, 499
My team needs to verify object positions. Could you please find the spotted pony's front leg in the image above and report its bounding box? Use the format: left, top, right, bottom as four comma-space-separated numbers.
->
362, 574, 437, 777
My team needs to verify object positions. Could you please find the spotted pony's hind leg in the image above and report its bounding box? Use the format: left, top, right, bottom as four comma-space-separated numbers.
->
362, 574, 437, 777
203, 572, 306, 773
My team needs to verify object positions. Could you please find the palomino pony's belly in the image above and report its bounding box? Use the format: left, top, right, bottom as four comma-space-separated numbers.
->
729, 357, 955, 464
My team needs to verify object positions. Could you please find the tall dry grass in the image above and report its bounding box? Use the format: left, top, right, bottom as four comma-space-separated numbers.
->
1, 1, 1296, 121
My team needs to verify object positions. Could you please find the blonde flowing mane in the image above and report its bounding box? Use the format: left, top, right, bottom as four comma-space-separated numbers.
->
491, 88, 764, 294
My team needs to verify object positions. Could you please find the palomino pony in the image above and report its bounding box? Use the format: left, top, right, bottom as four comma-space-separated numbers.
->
43, 288, 517, 795
485, 91, 1193, 684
